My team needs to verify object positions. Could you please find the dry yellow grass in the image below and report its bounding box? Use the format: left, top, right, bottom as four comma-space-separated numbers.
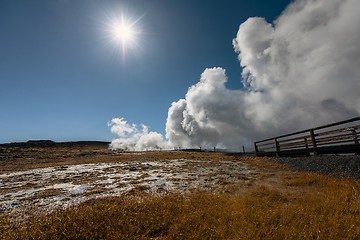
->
2, 173, 359, 240
0, 149, 234, 174
2, 149, 359, 239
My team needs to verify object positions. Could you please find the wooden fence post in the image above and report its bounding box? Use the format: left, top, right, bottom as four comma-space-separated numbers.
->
304, 137, 310, 156
275, 138, 280, 157
310, 129, 318, 155
254, 142, 258, 156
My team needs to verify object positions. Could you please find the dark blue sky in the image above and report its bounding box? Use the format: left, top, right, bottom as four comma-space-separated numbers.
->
0, 0, 291, 143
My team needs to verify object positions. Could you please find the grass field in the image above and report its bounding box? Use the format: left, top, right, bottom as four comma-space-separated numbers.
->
1, 145, 359, 239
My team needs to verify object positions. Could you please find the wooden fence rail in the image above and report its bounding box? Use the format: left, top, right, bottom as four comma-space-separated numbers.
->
254, 116, 360, 157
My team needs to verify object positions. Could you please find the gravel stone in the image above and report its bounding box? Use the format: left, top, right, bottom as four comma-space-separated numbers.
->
271, 155, 360, 180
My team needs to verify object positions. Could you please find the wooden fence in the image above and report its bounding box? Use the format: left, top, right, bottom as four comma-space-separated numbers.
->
254, 116, 360, 157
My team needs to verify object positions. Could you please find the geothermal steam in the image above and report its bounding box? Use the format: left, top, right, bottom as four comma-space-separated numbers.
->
108, 118, 165, 150
110, 0, 360, 150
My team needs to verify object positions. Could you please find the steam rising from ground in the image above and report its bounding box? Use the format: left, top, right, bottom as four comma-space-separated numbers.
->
108, 118, 166, 150
110, 0, 360, 151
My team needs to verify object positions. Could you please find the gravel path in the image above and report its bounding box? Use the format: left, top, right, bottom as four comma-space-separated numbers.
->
271, 155, 360, 180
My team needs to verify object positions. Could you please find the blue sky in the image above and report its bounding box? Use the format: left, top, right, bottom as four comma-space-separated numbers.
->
0, 0, 291, 143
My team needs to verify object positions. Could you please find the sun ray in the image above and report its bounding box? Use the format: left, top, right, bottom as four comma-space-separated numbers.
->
110, 16, 137, 46
99, 8, 145, 61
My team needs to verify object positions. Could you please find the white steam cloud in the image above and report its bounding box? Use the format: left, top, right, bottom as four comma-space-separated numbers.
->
108, 118, 166, 150
110, 0, 360, 151
166, 68, 255, 149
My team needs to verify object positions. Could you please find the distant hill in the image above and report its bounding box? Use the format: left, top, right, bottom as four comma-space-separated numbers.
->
0, 140, 110, 148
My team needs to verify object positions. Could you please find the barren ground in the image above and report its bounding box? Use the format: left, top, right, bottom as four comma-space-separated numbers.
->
0, 142, 292, 218
1, 142, 358, 221
2, 142, 360, 239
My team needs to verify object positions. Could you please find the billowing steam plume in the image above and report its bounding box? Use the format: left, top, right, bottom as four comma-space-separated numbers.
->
108, 118, 166, 150
110, 0, 360, 151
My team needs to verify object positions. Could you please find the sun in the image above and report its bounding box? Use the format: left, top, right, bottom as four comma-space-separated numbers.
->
111, 20, 136, 45
102, 11, 143, 56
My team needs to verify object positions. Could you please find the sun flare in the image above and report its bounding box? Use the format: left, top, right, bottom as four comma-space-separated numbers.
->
111, 21, 136, 45
103, 12, 143, 55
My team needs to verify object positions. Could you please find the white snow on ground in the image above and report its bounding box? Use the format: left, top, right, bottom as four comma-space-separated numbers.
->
0, 158, 261, 217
